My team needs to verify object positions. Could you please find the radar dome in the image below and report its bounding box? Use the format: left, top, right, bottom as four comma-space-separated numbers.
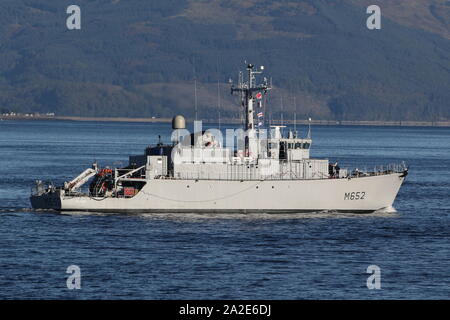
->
172, 115, 186, 129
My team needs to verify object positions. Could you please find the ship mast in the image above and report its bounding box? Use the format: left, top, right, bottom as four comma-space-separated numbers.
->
231, 64, 272, 158
231, 64, 271, 131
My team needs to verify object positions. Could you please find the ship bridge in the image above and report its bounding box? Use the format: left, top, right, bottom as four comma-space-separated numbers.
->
128, 63, 332, 181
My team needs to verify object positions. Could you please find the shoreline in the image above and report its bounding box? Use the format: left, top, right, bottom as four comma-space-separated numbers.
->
1, 115, 450, 127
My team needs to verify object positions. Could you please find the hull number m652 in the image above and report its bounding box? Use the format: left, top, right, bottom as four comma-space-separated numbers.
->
344, 192, 366, 200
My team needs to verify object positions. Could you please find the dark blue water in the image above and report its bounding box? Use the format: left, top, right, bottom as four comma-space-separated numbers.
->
0, 120, 449, 299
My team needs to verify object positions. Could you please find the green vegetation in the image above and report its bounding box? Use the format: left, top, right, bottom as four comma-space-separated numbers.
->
0, 0, 449, 121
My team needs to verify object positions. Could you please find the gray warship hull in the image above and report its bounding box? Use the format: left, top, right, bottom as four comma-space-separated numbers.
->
31, 172, 406, 213
30, 63, 408, 214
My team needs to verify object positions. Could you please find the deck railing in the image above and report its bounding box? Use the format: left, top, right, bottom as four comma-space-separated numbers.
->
165, 162, 408, 181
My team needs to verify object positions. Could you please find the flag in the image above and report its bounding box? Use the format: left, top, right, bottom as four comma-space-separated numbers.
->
257, 112, 263, 118
258, 122, 263, 127
258, 101, 263, 108
255, 92, 262, 100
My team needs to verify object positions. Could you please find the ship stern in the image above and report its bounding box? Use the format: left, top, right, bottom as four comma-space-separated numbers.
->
30, 181, 63, 210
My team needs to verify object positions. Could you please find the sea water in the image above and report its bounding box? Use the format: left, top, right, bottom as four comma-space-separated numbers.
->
0, 120, 448, 299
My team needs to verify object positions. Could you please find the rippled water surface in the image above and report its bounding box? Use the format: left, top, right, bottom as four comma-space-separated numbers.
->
0, 120, 449, 299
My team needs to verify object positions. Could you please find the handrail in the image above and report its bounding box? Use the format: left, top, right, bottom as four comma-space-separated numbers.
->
163, 164, 406, 182
116, 165, 145, 181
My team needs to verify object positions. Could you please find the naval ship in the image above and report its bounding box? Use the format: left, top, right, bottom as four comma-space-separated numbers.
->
31, 63, 408, 213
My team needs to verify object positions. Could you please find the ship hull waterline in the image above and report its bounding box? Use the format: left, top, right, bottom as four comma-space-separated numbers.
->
30, 173, 406, 214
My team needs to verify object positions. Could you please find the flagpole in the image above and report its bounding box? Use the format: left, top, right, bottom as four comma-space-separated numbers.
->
193, 57, 198, 122
216, 56, 221, 131
294, 96, 297, 136
308, 117, 312, 139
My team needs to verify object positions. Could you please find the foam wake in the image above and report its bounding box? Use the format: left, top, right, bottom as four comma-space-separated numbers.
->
374, 206, 397, 214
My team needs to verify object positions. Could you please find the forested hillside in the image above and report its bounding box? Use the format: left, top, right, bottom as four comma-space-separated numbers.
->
0, 0, 449, 121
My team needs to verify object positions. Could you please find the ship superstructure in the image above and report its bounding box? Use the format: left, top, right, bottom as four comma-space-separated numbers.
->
31, 63, 407, 213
